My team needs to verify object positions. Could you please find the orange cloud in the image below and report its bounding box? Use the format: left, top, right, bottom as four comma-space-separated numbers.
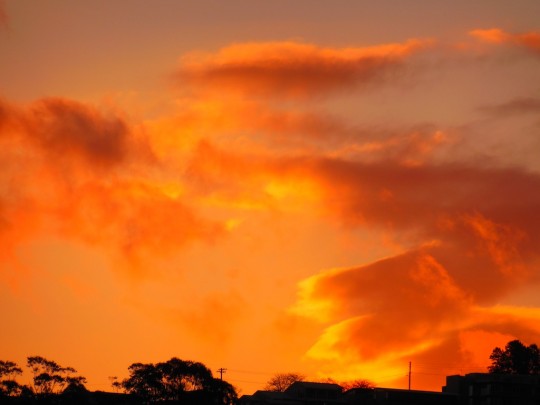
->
294, 242, 540, 385
470, 28, 540, 56
152, 95, 451, 168
177, 136, 540, 325
0, 97, 226, 282
159, 34, 540, 380
518, 32, 540, 53
54, 180, 225, 264
176, 39, 434, 98
469, 28, 509, 44
276, 152, 540, 386
464, 213, 526, 278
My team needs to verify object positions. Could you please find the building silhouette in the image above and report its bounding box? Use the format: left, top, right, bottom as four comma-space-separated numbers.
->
443, 373, 540, 405
241, 373, 540, 405
240, 380, 457, 405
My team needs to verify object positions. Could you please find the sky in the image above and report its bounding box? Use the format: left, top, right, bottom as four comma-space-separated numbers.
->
1, 0, 540, 396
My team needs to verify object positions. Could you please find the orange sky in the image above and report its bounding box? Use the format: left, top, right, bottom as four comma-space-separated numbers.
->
2, 0, 540, 396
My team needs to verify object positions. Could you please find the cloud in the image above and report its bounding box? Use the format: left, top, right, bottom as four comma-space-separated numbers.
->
478, 97, 540, 116
287, 155, 540, 383
178, 138, 540, 316
1, 97, 153, 171
166, 34, 540, 379
54, 180, 225, 262
28, 98, 132, 167
469, 28, 509, 44
175, 39, 434, 98
0, 97, 226, 280
470, 28, 540, 56
182, 136, 540, 268
153, 95, 452, 174
300, 248, 471, 351
2, 29, 539, 388
293, 243, 540, 384
0, 98, 17, 130
305, 158, 539, 232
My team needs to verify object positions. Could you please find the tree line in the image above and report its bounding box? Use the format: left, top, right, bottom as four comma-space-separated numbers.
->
112, 358, 237, 404
0, 356, 237, 404
1, 339, 539, 403
263, 372, 375, 392
488, 339, 540, 375
0, 356, 86, 398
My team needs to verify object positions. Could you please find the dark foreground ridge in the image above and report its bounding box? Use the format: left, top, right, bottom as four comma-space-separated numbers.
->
1, 389, 235, 404
241, 373, 540, 405
3, 373, 540, 405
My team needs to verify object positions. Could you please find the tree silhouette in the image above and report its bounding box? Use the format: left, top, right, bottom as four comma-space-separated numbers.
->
109, 375, 122, 392
0, 355, 239, 404
27, 355, 85, 395
264, 373, 305, 392
340, 379, 376, 390
120, 357, 238, 404
0, 360, 26, 397
62, 377, 90, 404
206, 378, 238, 405
488, 340, 540, 375
122, 362, 163, 403
317, 377, 375, 390
0, 360, 22, 379
158, 357, 213, 395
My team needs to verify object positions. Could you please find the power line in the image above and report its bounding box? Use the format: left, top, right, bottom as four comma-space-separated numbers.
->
227, 378, 267, 385
226, 368, 276, 376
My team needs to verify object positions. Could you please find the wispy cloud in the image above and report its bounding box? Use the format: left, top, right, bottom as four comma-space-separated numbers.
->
175, 39, 434, 99
470, 28, 540, 56
478, 97, 540, 116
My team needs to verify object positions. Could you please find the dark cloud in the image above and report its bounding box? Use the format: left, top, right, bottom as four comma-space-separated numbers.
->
28, 98, 132, 167
175, 39, 434, 98
309, 158, 540, 236
1, 97, 154, 171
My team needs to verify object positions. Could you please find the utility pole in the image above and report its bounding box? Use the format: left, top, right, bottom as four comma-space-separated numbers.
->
408, 361, 411, 390
217, 367, 227, 380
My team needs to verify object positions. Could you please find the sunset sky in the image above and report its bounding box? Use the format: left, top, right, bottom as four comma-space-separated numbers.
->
2, 0, 540, 396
